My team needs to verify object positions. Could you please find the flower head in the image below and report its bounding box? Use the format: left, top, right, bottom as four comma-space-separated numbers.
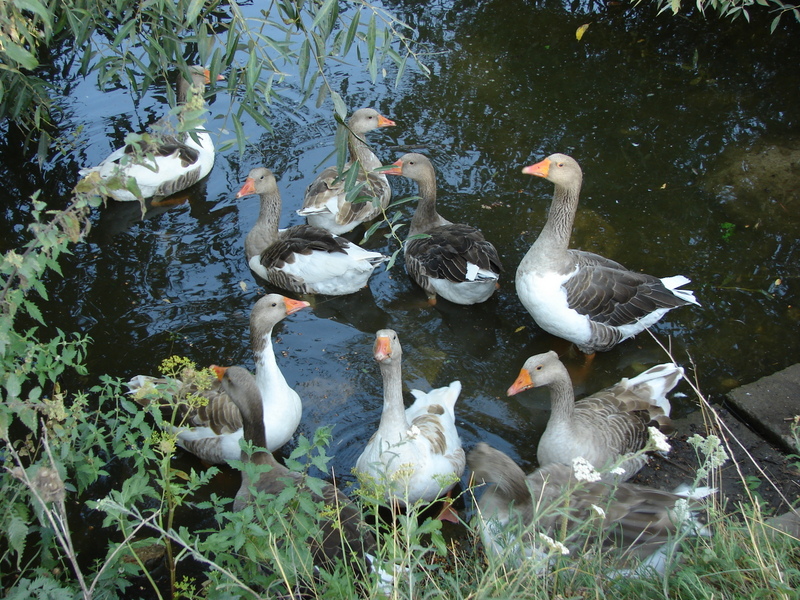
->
572, 457, 601, 482
538, 532, 570, 555
648, 426, 672, 453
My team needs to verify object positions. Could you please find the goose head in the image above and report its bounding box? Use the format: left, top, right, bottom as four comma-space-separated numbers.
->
506, 351, 566, 396
383, 152, 434, 182
236, 167, 278, 199
373, 328, 402, 367
348, 107, 396, 134
522, 153, 582, 188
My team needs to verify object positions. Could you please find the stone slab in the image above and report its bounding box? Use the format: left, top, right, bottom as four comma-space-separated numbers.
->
726, 363, 800, 454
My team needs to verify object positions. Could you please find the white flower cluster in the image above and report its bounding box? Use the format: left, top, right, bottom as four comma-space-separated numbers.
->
590, 504, 606, 518
538, 532, 570, 555
572, 457, 601, 482
648, 426, 672, 453
687, 433, 730, 481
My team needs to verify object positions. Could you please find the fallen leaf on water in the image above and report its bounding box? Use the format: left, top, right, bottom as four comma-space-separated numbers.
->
239, 280, 248, 292
576, 23, 590, 41
514, 326, 526, 333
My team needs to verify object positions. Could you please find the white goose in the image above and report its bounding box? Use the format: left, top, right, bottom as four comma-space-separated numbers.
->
355, 329, 465, 519
507, 351, 679, 481
468, 442, 713, 574
238, 167, 387, 296
80, 66, 223, 202
384, 153, 503, 305
215, 365, 378, 574
515, 153, 699, 355
297, 108, 395, 234
127, 294, 308, 463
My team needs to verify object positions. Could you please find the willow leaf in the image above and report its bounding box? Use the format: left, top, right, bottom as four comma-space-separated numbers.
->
186, 0, 205, 23
330, 89, 347, 120
310, 0, 337, 30
343, 7, 360, 55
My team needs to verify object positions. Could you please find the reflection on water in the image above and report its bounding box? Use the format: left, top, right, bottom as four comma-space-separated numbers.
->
2, 0, 800, 574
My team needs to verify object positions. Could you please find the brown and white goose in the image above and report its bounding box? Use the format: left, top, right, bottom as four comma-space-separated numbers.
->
384, 153, 503, 305
355, 329, 465, 517
468, 442, 712, 573
216, 365, 378, 574
238, 167, 387, 296
507, 351, 678, 481
297, 108, 396, 234
127, 294, 308, 463
80, 66, 223, 202
515, 153, 699, 354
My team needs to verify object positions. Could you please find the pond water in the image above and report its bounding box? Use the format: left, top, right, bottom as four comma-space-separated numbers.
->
2, 0, 800, 579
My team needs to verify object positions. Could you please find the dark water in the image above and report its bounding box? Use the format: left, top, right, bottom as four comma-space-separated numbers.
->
2, 0, 799, 558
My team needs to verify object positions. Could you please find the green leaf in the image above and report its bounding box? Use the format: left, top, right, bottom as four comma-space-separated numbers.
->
343, 8, 360, 55
3, 41, 39, 71
112, 19, 136, 46
329, 89, 347, 120
298, 40, 310, 88
310, 0, 337, 30
7, 509, 29, 562
22, 300, 44, 325
186, 0, 205, 23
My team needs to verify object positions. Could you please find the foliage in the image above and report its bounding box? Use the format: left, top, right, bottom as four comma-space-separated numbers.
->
0, 0, 426, 161
638, 0, 800, 31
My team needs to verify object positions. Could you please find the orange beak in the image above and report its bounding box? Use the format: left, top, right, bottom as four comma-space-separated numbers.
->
507, 368, 534, 396
382, 158, 404, 176
373, 335, 392, 361
211, 364, 228, 381
236, 177, 256, 198
283, 296, 310, 315
202, 69, 226, 84
521, 157, 551, 178
377, 114, 396, 128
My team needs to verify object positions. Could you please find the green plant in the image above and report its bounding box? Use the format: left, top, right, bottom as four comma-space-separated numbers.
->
0, 1, 427, 162
636, 0, 800, 31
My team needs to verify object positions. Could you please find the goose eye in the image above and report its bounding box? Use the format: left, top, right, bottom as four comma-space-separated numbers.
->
536, 365, 543, 371
271, 301, 278, 307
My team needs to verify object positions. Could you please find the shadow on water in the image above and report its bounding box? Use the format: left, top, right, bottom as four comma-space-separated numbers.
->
2, 0, 799, 590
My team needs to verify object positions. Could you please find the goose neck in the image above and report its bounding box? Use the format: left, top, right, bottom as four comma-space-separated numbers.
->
531, 183, 581, 257
409, 177, 440, 236
378, 360, 407, 432
349, 130, 381, 171
547, 376, 576, 423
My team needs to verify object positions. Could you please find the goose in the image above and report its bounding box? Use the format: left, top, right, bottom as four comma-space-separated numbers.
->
515, 153, 699, 355
384, 153, 503, 305
127, 293, 308, 463
355, 329, 465, 520
238, 167, 387, 296
215, 365, 378, 575
468, 442, 713, 574
80, 66, 223, 202
507, 351, 679, 481
297, 108, 395, 234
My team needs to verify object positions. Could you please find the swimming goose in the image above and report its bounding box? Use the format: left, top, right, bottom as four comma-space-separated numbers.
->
384, 153, 503, 305
297, 108, 396, 234
127, 294, 308, 463
468, 442, 712, 573
238, 167, 387, 296
355, 329, 465, 518
507, 351, 678, 481
515, 153, 699, 354
217, 365, 377, 574
80, 66, 223, 202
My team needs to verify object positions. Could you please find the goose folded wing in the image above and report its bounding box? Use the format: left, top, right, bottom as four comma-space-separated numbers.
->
565, 265, 688, 326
